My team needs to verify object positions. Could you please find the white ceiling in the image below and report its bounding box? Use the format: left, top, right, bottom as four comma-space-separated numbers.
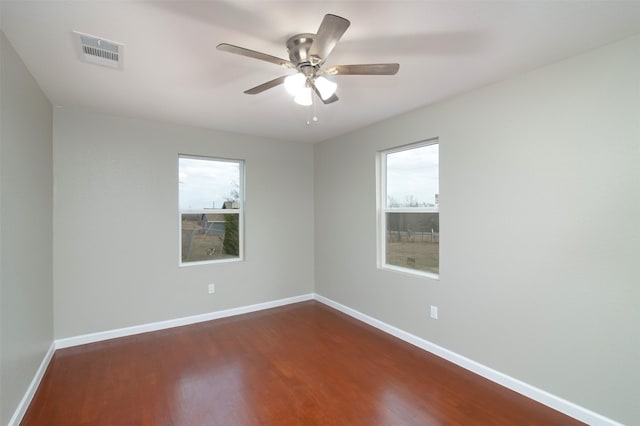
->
2, 1, 640, 144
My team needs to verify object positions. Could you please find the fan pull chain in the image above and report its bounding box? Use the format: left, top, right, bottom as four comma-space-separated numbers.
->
307, 94, 319, 126
313, 95, 318, 122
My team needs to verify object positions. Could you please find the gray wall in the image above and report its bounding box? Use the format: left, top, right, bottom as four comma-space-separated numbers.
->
0, 32, 53, 424
3, 21, 637, 425
53, 109, 314, 338
314, 35, 640, 424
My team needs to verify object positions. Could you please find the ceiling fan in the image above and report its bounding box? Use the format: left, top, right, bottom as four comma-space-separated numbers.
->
217, 14, 399, 106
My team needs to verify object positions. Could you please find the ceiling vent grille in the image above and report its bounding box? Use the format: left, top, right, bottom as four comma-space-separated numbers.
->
73, 31, 123, 69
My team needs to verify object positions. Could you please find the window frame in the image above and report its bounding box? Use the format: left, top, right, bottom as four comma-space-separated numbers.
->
378, 138, 440, 279
178, 154, 245, 267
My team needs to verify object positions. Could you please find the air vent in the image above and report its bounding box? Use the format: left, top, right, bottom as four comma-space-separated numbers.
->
73, 31, 123, 69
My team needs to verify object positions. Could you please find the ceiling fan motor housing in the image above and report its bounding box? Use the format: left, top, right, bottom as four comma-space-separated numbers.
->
287, 33, 316, 72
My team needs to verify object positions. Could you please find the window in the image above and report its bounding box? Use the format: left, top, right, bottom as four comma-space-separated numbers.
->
179, 155, 244, 265
379, 139, 439, 278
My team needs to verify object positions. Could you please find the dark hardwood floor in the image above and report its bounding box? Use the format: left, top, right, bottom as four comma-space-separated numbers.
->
22, 301, 584, 425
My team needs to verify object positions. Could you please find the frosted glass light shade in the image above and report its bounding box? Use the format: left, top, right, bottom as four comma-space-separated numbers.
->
294, 87, 312, 106
314, 76, 337, 100
284, 73, 306, 96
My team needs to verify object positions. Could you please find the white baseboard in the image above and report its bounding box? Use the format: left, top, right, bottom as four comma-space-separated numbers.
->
313, 293, 622, 426
12, 292, 621, 426
10, 294, 314, 425
55, 293, 314, 349
8, 342, 56, 426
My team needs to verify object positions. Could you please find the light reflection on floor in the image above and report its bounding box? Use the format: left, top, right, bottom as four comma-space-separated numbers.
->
174, 360, 254, 424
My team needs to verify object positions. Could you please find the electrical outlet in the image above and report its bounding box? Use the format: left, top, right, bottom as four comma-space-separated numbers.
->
430, 305, 438, 319
208, 283, 215, 294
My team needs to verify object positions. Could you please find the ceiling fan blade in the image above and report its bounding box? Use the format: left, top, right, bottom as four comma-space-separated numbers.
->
244, 75, 288, 95
217, 43, 296, 69
311, 84, 339, 104
321, 92, 339, 104
325, 63, 400, 75
308, 14, 350, 65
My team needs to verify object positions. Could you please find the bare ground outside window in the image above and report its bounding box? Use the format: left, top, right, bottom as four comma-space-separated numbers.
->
181, 214, 239, 263
386, 231, 439, 274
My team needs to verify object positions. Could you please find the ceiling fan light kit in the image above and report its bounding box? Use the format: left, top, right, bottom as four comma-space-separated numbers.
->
284, 73, 306, 96
285, 73, 336, 104
217, 13, 399, 110
294, 87, 313, 106
314, 76, 337, 100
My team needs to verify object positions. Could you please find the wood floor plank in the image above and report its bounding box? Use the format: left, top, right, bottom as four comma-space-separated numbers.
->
21, 301, 584, 425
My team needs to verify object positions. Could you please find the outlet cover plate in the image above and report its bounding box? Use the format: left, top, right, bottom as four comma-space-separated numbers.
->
430, 305, 438, 319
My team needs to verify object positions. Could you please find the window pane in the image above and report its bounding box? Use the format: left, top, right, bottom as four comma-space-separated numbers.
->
385, 212, 439, 274
181, 213, 240, 262
179, 157, 240, 210
381, 140, 439, 277
179, 155, 243, 265
386, 144, 439, 208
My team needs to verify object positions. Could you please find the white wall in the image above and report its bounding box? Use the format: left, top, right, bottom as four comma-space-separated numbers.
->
314, 35, 640, 424
53, 109, 314, 338
0, 32, 53, 424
